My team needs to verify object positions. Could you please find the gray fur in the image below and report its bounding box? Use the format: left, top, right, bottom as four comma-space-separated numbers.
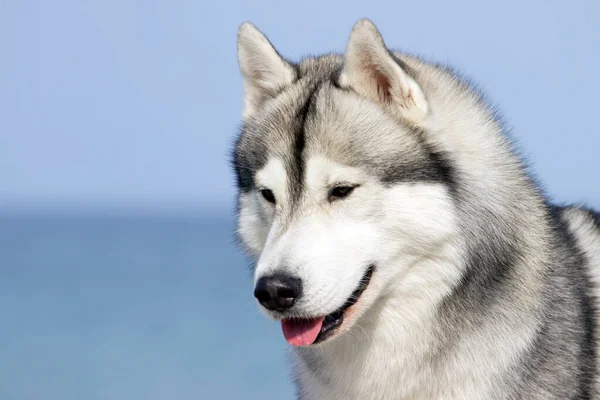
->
233, 19, 600, 399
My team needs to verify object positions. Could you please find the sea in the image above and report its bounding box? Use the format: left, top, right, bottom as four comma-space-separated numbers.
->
0, 211, 295, 400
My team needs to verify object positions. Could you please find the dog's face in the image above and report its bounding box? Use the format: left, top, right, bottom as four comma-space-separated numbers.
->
233, 20, 456, 346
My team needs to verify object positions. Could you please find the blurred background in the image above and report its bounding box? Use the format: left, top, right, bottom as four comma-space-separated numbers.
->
0, 0, 599, 399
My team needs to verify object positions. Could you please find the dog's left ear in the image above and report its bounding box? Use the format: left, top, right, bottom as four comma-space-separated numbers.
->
237, 23, 296, 118
339, 19, 429, 123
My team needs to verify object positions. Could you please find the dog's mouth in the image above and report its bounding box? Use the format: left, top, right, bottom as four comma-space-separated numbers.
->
280, 266, 374, 347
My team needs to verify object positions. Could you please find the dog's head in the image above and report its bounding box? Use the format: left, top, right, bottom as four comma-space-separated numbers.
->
232, 20, 458, 346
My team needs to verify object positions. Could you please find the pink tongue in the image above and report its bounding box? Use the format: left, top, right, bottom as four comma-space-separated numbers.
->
281, 317, 325, 346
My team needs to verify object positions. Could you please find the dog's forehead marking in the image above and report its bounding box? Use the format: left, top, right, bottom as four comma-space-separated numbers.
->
235, 58, 455, 205
234, 57, 344, 195
242, 79, 321, 202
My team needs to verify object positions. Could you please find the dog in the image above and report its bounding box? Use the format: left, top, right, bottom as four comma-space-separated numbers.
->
231, 18, 600, 399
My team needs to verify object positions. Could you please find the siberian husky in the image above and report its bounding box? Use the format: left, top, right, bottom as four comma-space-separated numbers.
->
232, 19, 600, 399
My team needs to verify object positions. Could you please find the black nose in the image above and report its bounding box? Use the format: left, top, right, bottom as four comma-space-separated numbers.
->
254, 274, 302, 312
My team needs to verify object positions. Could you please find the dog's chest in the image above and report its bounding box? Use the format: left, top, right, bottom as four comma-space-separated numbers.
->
294, 341, 435, 399
294, 343, 496, 400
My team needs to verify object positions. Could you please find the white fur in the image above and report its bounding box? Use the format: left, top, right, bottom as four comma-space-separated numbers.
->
238, 158, 289, 256
244, 154, 470, 399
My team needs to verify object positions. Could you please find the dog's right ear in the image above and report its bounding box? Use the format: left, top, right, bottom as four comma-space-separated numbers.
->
237, 23, 296, 118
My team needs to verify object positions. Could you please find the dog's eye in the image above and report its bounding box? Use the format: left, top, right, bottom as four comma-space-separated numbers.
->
259, 189, 276, 204
329, 185, 357, 202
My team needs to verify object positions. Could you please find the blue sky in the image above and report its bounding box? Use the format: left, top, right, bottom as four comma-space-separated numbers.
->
1, 0, 599, 212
